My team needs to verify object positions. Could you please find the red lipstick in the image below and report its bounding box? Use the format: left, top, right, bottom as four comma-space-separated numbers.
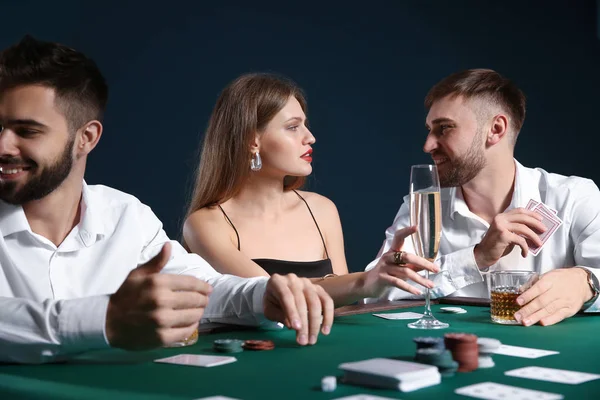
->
301, 148, 313, 163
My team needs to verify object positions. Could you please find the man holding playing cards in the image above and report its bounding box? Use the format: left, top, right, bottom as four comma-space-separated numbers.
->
366, 68, 600, 326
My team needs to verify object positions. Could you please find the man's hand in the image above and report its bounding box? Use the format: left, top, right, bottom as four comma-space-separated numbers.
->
362, 226, 440, 297
106, 242, 213, 349
514, 268, 593, 326
475, 208, 546, 268
263, 274, 334, 346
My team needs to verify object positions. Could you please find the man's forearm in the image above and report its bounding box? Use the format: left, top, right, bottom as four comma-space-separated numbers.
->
0, 296, 109, 364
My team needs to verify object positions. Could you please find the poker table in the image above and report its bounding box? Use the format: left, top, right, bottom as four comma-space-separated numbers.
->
1, 301, 599, 400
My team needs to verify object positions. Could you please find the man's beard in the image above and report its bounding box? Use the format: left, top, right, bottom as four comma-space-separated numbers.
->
0, 137, 75, 205
438, 132, 486, 188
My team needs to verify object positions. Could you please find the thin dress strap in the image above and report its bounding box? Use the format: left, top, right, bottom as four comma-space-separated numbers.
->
292, 190, 330, 259
217, 205, 240, 251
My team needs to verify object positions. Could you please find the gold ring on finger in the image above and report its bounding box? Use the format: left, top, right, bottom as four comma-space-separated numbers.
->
393, 251, 407, 266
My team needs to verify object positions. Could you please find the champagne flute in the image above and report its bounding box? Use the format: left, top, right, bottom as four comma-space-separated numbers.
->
407, 164, 449, 329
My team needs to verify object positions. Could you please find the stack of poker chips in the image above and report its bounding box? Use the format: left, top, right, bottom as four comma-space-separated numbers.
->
477, 338, 501, 368
413, 337, 459, 377
213, 339, 244, 353
444, 333, 479, 372
242, 339, 275, 351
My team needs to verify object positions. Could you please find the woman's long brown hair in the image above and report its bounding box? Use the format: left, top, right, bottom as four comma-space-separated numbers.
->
185, 73, 307, 226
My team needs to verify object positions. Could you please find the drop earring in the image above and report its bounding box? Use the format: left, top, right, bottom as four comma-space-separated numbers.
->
251, 151, 262, 171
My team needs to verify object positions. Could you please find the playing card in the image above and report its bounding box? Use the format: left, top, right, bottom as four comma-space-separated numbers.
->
526, 199, 557, 214
372, 312, 423, 320
505, 366, 600, 385
528, 203, 562, 256
492, 344, 559, 358
155, 354, 237, 367
456, 382, 563, 400
525, 199, 539, 211
332, 395, 401, 400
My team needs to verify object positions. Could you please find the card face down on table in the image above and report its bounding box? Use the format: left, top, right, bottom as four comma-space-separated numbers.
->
339, 358, 441, 392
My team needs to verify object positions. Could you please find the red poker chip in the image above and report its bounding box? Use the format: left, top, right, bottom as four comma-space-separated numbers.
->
444, 333, 477, 343
444, 333, 479, 372
243, 340, 275, 351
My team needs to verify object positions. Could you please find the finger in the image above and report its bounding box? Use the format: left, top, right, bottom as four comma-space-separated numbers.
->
539, 307, 574, 326
291, 278, 309, 346
169, 291, 210, 310
379, 274, 423, 296
506, 223, 543, 247
152, 308, 206, 328
137, 242, 172, 275
145, 288, 209, 309
169, 308, 206, 327
506, 213, 547, 233
386, 266, 434, 289
318, 287, 334, 335
508, 207, 544, 221
515, 278, 552, 308
390, 226, 417, 251
401, 253, 440, 273
517, 297, 562, 326
269, 274, 302, 331
303, 283, 323, 345
161, 274, 213, 294
506, 232, 531, 258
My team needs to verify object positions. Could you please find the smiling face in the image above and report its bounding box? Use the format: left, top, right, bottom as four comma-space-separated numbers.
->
0, 85, 76, 204
256, 96, 315, 178
423, 95, 486, 187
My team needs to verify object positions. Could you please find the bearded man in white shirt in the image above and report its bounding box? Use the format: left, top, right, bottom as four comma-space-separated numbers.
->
0, 36, 341, 364
366, 69, 600, 327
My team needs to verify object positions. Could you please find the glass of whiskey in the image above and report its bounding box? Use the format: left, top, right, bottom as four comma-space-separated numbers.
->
490, 271, 538, 325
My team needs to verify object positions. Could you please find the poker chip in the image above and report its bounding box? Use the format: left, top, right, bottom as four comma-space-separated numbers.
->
321, 376, 337, 392
440, 307, 467, 314
414, 348, 459, 377
477, 338, 501, 354
478, 355, 495, 368
413, 336, 445, 351
444, 333, 479, 372
213, 339, 244, 353
439, 360, 459, 377
243, 339, 275, 351
477, 337, 501, 369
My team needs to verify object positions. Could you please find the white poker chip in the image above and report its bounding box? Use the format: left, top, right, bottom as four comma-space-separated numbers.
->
321, 376, 337, 392
440, 306, 467, 314
478, 355, 495, 368
477, 337, 502, 353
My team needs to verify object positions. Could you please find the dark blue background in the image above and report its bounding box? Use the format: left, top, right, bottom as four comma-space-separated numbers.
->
2, 0, 599, 271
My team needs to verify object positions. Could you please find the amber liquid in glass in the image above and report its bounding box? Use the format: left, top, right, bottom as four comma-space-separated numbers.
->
490, 287, 520, 325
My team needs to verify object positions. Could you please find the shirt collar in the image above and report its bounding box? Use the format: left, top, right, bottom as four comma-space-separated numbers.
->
448, 159, 539, 220
78, 182, 105, 246
0, 201, 30, 238
509, 159, 541, 210
0, 181, 105, 245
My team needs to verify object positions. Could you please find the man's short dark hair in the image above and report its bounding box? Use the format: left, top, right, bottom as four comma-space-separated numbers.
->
425, 69, 526, 145
0, 35, 108, 132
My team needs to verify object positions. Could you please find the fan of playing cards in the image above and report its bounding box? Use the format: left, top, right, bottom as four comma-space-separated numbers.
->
525, 199, 562, 256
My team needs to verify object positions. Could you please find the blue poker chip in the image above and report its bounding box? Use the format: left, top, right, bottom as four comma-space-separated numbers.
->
413, 336, 445, 350
213, 339, 244, 353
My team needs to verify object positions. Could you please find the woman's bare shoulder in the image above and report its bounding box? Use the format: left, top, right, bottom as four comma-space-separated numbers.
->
183, 206, 230, 242
294, 190, 339, 215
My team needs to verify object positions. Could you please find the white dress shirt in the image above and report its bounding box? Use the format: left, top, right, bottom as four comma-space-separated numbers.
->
0, 183, 269, 364
366, 160, 600, 312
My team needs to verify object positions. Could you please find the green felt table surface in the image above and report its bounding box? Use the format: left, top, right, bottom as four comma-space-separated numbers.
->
1, 304, 599, 400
